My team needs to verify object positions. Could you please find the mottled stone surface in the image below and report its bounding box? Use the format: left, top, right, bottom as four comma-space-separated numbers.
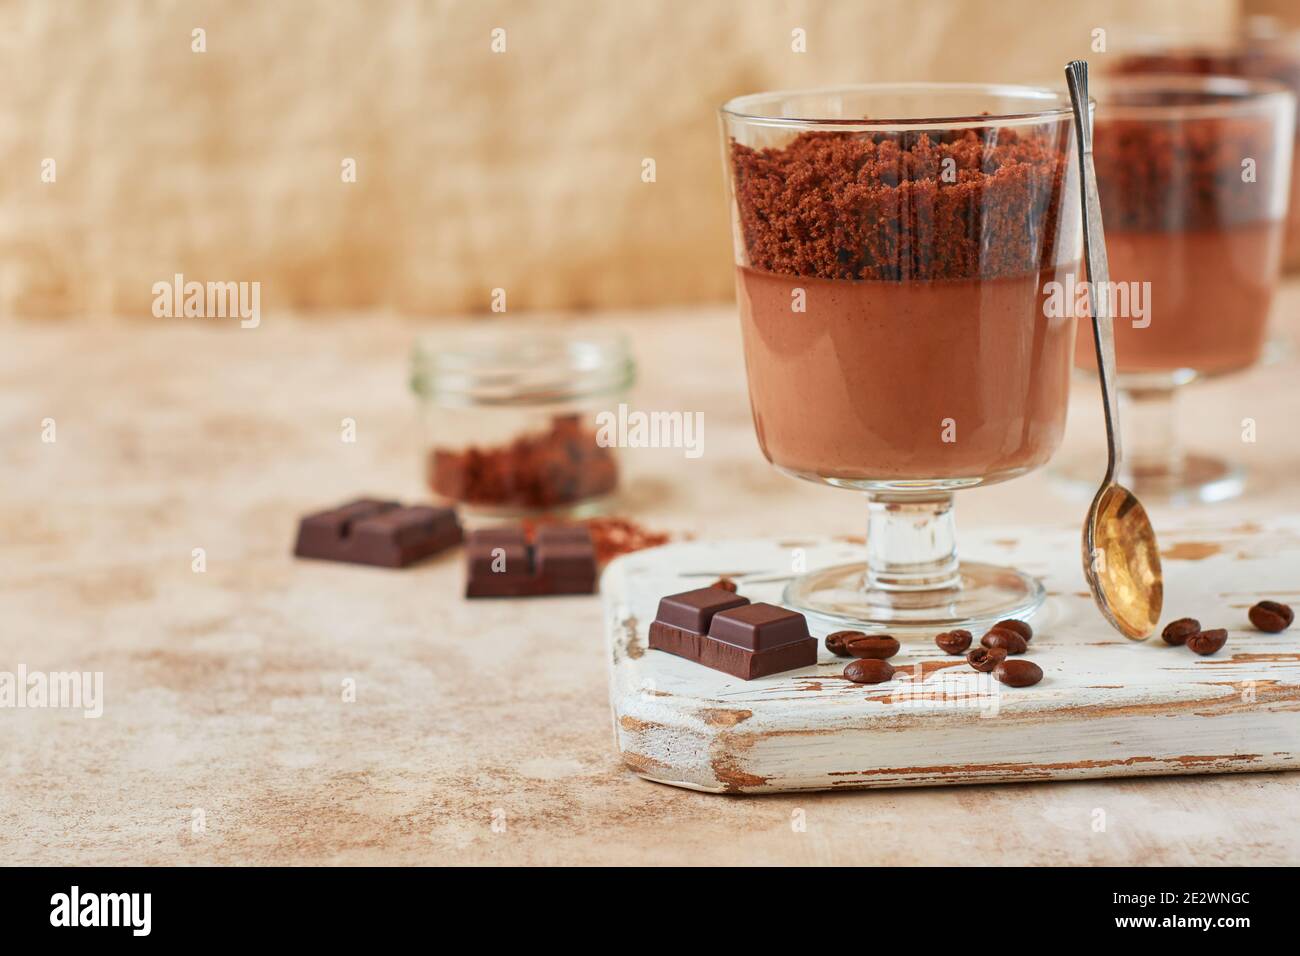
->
2, 301, 1299, 864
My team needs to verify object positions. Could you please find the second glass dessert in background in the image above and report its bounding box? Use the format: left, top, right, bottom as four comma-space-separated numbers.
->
721, 84, 1083, 629
1109, 20, 1300, 271
1062, 75, 1294, 503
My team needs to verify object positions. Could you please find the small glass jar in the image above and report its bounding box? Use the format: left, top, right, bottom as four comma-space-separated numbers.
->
411, 328, 634, 517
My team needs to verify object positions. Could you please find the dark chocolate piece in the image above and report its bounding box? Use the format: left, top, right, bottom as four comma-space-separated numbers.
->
534, 525, 599, 585
708, 602, 809, 651
648, 593, 816, 680
466, 530, 531, 586
469, 527, 530, 545
294, 498, 462, 568
464, 525, 597, 598
654, 587, 750, 634
535, 525, 593, 543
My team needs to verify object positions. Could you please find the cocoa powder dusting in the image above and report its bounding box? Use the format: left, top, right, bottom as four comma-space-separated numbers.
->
729, 126, 1072, 281
430, 414, 617, 510
523, 516, 671, 566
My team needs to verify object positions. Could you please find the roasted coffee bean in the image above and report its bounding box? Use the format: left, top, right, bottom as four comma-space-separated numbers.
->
994, 659, 1043, 687
825, 629, 864, 658
1249, 600, 1293, 633
993, 619, 1032, 642
935, 629, 973, 655
1161, 617, 1201, 646
844, 634, 900, 660
966, 646, 1007, 673
712, 577, 739, 593
1186, 628, 1228, 656
981, 628, 1028, 655
843, 659, 896, 684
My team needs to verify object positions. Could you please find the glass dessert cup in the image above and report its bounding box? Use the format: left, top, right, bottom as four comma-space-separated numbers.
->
720, 85, 1084, 630
1053, 75, 1295, 505
1109, 20, 1300, 272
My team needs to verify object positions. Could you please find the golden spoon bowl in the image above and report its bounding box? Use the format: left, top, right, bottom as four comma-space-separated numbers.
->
1083, 484, 1163, 639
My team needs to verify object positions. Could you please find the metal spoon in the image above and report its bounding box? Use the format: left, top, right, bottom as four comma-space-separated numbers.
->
1065, 60, 1163, 640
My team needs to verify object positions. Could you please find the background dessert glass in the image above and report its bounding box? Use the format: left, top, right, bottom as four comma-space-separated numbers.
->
1061, 75, 1295, 504
1109, 19, 1300, 273
720, 84, 1083, 629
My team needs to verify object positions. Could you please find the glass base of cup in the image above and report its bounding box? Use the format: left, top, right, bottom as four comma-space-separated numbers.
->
783, 560, 1045, 632
1050, 452, 1244, 505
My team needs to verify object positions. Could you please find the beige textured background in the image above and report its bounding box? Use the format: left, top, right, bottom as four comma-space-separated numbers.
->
3, 0, 1239, 320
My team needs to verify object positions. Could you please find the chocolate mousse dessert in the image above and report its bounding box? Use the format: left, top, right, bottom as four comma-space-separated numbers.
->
729, 125, 1079, 483
1076, 89, 1291, 376
1111, 37, 1300, 273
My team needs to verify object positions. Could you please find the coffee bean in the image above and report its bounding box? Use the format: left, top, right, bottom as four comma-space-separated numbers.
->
994, 659, 1043, 687
1249, 600, 1293, 633
1161, 617, 1200, 646
844, 634, 900, 660
1186, 628, 1228, 656
966, 646, 1007, 673
993, 619, 1032, 641
844, 659, 895, 684
825, 629, 864, 658
981, 628, 1028, 655
712, 577, 738, 593
935, 629, 973, 655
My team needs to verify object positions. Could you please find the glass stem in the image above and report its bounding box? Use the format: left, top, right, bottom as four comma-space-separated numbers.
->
1120, 384, 1182, 480
863, 493, 961, 593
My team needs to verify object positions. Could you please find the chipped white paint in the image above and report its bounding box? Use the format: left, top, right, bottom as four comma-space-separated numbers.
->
604, 522, 1300, 793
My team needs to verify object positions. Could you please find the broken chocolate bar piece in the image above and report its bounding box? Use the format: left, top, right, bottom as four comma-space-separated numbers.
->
653, 586, 750, 633
464, 525, 597, 597
648, 589, 817, 680
294, 498, 462, 568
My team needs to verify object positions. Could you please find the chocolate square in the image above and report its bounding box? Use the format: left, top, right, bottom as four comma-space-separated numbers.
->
535, 525, 593, 545
298, 499, 399, 544
464, 524, 598, 598
355, 505, 453, 545
535, 529, 595, 580
708, 602, 811, 651
294, 499, 461, 568
466, 538, 531, 579
653, 587, 750, 634
468, 527, 528, 546
648, 590, 816, 680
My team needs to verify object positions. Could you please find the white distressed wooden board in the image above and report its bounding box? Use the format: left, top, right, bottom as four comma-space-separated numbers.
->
602, 520, 1300, 793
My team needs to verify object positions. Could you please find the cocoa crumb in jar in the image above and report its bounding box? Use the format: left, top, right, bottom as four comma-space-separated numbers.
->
430, 414, 618, 510
729, 126, 1072, 282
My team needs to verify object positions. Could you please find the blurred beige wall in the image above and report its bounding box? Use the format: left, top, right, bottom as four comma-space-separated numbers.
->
3, 0, 1236, 320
